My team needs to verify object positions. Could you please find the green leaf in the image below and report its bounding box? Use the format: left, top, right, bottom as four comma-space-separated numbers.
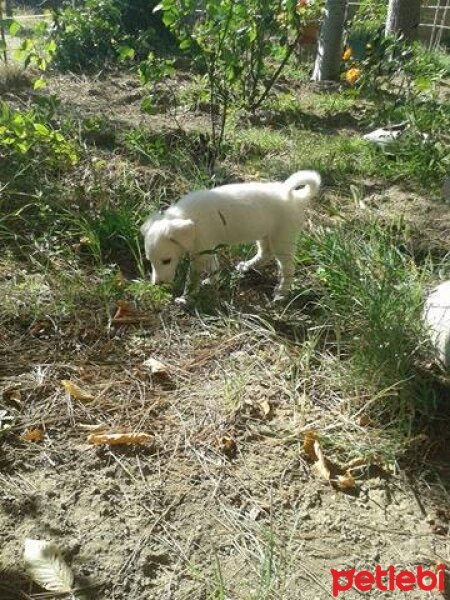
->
415, 76, 432, 92
46, 39, 57, 54
20, 38, 34, 52
118, 45, 135, 61
9, 20, 21, 36
179, 38, 191, 50
38, 58, 48, 71
162, 10, 177, 27
34, 123, 50, 136
33, 78, 47, 90
141, 96, 156, 114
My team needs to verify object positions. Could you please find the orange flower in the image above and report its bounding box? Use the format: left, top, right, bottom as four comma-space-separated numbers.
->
342, 47, 353, 61
345, 67, 361, 85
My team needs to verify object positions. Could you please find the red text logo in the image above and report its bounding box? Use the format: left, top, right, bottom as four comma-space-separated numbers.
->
331, 565, 445, 596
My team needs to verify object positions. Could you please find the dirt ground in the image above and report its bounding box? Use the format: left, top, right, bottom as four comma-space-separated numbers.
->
1, 72, 450, 599
1, 309, 450, 600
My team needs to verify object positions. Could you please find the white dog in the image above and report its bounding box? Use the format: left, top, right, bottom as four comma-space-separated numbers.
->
140, 170, 321, 301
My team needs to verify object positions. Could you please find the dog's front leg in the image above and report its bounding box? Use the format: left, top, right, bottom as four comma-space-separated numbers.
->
175, 253, 218, 305
195, 253, 219, 286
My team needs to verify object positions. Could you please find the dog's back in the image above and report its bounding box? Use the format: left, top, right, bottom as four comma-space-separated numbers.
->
167, 172, 320, 245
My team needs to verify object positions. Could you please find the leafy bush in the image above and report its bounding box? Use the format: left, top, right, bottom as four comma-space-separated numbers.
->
372, 99, 450, 186
51, 0, 174, 71
0, 101, 78, 173
342, 31, 449, 188
157, 0, 322, 163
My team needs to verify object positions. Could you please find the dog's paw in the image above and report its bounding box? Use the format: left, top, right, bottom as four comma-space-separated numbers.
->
236, 261, 252, 274
272, 291, 288, 304
174, 295, 190, 307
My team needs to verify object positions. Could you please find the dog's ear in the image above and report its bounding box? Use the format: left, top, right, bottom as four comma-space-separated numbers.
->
140, 217, 154, 237
168, 218, 195, 251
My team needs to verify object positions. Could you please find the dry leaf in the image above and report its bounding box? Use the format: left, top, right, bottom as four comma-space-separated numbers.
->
336, 471, 356, 491
303, 430, 319, 460
3, 386, 22, 407
24, 539, 74, 593
311, 440, 332, 480
28, 319, 52, 337
342, 457, 368, 471
218, 436, 237, 459
21, 428, 44, 443
143, 357, 170, 378
87, 432, 154, 446
61, 380, 95, 403
259, 399, 272, 419
426, 510, 449, 536
78, 423, 109, 432
112, 301, 151, 325
242, 398, 272, 419
358, 414, 371, 427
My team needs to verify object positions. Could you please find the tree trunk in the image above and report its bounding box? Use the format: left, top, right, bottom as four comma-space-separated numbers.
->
385, 0, 421, 41
0, 1, 7, 63
312, 0, 348, 82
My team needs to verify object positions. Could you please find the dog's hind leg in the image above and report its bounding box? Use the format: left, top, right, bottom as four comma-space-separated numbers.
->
237, 237, 273, 273
273, 238, 296, 299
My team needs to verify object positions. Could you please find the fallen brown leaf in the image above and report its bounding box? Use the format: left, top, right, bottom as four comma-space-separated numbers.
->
112, 301, 151, 325
358, 414, 371, 427
78, 423, 109, 432
61, 380, 95, 403
218, 436, 237, 459
87, 432, 154, 447
259, 399, 272, 419
336, 471, 356, 491
303, 430, 319, 460
143, 357, 170, 379
342, 457, 368, 471
28, 319, 52, 337
21, 428, 44, 442
311, 440, 332, 480
242, 398, 273, 419
3, 387, 22, 408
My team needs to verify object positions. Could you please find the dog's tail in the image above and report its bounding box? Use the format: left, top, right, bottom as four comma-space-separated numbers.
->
284, 170, 321, 203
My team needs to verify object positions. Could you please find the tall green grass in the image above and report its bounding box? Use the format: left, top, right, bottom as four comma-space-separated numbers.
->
297, 221, 432, 411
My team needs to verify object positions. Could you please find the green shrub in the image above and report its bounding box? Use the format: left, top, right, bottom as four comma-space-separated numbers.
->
51, 0, 174, 71
157, 0, 323, 163
0, 101, 78, 173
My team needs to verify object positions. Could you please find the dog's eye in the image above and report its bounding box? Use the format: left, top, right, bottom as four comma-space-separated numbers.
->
162, 258, 172, 265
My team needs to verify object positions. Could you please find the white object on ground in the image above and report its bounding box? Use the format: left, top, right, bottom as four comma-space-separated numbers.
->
23, 538, 74, 593
423, 281, 450, 367
363, 125, 404, 149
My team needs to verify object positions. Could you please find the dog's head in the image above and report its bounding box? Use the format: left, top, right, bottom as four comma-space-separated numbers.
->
140, 214, 195, 284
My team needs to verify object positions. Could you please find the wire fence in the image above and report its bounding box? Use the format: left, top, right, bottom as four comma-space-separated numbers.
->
348, 0, 450, 49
